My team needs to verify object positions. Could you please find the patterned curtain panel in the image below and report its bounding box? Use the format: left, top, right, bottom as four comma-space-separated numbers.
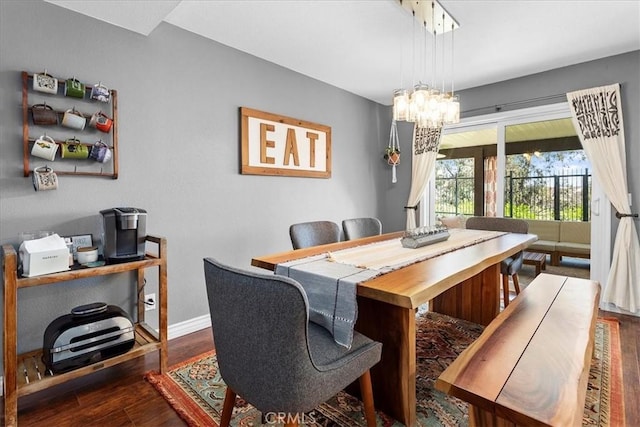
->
567, 83, 640, 313
484, 156, 497, 217
405, 125, 442, 230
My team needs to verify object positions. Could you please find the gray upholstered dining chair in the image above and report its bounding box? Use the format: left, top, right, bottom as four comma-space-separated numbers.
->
465, 216, 529, 307
289, 220, 341, 249
342, 217, 383, 240
203, 257, 382, 427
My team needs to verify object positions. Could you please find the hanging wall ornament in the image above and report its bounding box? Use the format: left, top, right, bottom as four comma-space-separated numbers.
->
384, 120, 401, 183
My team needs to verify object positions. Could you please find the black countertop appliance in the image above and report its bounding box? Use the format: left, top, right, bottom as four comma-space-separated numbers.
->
100, 207, 147, 264
43, 303, 135, 374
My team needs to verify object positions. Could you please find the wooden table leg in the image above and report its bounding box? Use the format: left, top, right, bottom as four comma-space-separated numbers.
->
355, 297, 416, 426
430, 263, 501, 326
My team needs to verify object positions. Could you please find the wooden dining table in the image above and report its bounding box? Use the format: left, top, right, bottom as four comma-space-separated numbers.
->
251, 231, 537, 426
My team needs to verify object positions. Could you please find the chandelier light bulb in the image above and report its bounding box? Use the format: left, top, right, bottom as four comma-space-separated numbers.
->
445, 95, 460, 124
393, 89, 410, 121
411, 83, 430, 110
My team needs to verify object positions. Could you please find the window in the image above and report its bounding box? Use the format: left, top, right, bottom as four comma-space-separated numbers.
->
504, 150, 591, 221
430, 106, 591, 223
435, 158, 474, 216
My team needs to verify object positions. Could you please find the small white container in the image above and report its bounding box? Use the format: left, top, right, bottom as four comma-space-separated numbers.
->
76, 246, 98, 264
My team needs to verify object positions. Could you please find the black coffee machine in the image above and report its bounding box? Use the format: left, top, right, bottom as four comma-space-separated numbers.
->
100, 208, 147, 263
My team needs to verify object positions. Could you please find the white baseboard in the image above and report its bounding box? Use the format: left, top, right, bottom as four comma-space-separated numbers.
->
167, 314, 212, 340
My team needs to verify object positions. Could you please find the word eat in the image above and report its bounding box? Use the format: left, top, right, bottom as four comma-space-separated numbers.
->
259, 123, 320, 168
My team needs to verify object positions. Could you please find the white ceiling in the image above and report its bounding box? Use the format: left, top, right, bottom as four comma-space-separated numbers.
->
45, 0, 640, 106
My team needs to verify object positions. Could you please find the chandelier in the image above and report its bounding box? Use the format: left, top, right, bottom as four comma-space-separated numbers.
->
392, 0, 460, 128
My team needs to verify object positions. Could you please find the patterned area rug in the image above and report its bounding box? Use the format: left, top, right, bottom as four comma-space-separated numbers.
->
145, 313, 623, 426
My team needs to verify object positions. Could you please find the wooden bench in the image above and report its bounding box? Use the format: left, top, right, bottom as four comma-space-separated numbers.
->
436, 273, 600, 426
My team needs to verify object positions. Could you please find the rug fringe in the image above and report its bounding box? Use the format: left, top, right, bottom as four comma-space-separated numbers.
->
145, 369, 219, 427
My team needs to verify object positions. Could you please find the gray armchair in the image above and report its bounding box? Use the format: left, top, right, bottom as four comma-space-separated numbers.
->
465, 216, 529, 307
203, 257, 382, 427
342, 217, 383, 240
289, 220, 341, 249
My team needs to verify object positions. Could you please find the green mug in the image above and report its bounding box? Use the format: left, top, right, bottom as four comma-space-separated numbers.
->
61, 138, 89, 159
65, 77, 85, 99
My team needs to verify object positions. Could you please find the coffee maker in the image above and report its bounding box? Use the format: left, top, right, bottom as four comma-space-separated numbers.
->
100, 208, 147, 263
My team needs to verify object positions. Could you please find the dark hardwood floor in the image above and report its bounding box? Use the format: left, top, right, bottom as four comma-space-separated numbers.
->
2, 311, 638, 426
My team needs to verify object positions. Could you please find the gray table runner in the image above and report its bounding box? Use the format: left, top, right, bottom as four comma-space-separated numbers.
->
275, 255, 379, 348
275, 229, 505, 348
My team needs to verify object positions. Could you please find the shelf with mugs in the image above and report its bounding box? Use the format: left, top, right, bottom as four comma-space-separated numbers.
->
22, 70, 119, 180
29, 134, 114, 157
29, 103, 114, 133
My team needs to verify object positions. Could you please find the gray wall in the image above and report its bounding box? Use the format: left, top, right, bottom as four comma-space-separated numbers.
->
0, 1, 395, 367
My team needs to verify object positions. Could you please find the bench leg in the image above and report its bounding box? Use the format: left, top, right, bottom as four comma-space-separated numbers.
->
469, 405, 516, 427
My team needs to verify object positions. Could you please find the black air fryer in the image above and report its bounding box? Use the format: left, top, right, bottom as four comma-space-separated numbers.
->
100, 207, 147, 263
43, 303, 135, 374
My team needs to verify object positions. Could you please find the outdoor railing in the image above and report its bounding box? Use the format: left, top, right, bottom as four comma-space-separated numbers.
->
435, 170, 591, 221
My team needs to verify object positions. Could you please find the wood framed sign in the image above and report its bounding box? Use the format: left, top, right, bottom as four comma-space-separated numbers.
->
241, 107, 331, 178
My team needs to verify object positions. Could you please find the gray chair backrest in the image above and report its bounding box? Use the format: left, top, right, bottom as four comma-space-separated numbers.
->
289, 221, 341, 249
466, 216, 528, 234
203, 258, 316, 411
342, 217, 382, 240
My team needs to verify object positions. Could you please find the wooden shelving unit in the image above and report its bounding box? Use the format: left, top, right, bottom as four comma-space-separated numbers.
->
22, 71, 119, 179
2, 236, 167, 427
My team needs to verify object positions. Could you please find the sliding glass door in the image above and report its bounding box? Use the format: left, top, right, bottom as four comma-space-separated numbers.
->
429, 103, 588, 221
424, 102, 609, 286
504, 118, 590, 221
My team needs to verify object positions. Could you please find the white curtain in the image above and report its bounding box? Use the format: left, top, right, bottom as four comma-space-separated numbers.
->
405, 124, 442, 229
567, 83, 640, 313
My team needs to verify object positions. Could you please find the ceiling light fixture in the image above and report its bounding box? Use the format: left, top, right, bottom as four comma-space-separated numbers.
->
393, 0, 460, 128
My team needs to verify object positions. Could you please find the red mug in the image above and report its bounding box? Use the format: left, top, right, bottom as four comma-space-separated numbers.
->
90, 111, 113, 133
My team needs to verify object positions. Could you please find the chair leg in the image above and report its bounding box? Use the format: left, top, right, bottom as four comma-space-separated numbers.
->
502, 274, 510, 307
359, 370, 377, 427
512, 273, 521, 295
220, 387, 237, 427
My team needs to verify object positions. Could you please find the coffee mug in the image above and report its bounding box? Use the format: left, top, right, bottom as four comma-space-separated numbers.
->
65, 77, 85, 98
89, 111, 113, 133
89, 140, 112, 163
90, 82, 110, 103
61, 138, 89, 159
32, 72, 58, 94
32, 166, 58, 191
31, 135, 58, 161
31, 103, 58, 126
61, 108, 86, 130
